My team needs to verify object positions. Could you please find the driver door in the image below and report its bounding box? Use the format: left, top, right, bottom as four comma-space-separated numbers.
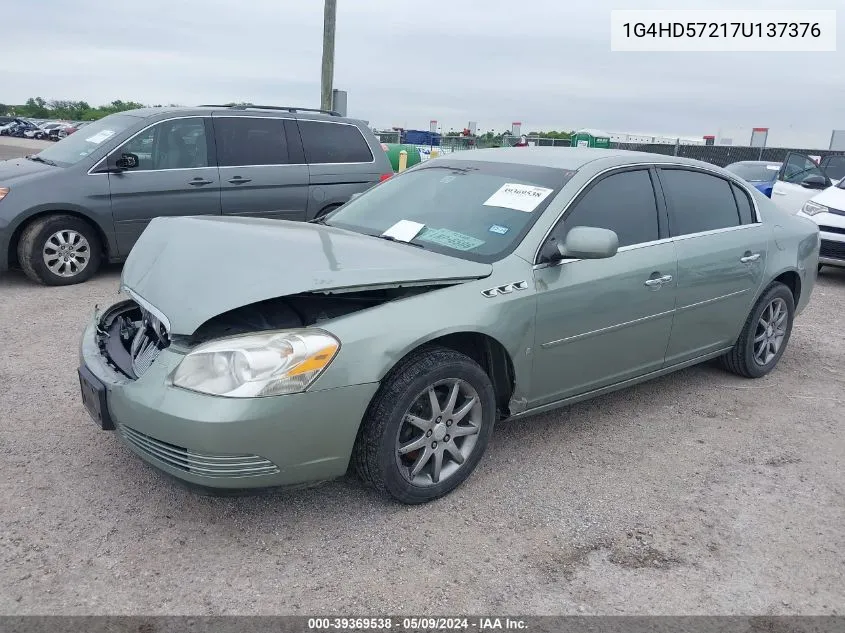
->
771, 152, 831, 214
529, 167, 677, 407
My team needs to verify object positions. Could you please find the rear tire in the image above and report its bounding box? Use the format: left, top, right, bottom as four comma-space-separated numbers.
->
18, 214, 102, 286
353, 346, 496, 504
720, 282, 794, 378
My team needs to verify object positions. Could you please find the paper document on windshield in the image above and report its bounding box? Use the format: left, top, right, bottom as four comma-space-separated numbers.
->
483, 183, 554, 212
85, 130, 116, 144
382, 220, 425, 242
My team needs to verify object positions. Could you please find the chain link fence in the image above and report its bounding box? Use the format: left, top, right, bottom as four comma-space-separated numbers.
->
610, 141, 845, 168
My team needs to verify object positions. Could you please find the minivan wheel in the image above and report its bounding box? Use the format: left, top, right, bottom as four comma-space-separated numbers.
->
720, 282, 795, 379
353, 346, 496, 504
18, 214, 102, 286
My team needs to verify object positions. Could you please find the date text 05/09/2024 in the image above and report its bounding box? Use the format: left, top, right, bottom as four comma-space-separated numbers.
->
307, 617, 528, 631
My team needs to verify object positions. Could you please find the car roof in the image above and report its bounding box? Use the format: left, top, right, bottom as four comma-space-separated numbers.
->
118, 106, 364, 125
441, 146, 731, 172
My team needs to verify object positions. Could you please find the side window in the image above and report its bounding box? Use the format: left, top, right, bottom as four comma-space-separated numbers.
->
731, 183, 756, 225
781, 153, 825, 184
820, 155, 845, 181
298, 121, 374, 164
214, 117, 289, 166
115, 118, 209, 171
660, 169, 740, 236
553, 169, 660, 248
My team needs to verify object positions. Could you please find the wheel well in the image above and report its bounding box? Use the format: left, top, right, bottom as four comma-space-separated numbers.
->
422, 332, 516, 416
773, 270, 801, 305
7, 211, 110, 268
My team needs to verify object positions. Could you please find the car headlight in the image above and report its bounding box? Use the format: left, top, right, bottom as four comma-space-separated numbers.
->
171, 329, 340, 398
801, 200, 828, 216
0, 187, 9, 202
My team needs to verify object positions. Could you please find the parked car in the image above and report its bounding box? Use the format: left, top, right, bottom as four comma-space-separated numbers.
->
725, 161, 781, 197
797, 176, 845, 270
770, 151, 839, 214
77, 148, 820, 503
0, 118, 39, 137
0, 104, 393, 285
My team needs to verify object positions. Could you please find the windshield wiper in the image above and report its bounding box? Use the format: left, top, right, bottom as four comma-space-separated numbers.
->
371, 234, 426, 249
27, 155, 57, 166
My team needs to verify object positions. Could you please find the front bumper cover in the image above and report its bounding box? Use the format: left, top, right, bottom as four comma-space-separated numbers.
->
79, 319, 379, 489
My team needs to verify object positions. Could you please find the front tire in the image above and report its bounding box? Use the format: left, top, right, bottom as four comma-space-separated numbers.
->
18, 214, 102, 286
353, 346, 497, 504
720, 282, 795, 378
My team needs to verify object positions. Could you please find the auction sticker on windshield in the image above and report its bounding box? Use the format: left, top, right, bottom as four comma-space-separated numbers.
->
85, 130, 116, 144
382, 219, 425, 242
483, 183, 554, 212
419, 228, 485, 251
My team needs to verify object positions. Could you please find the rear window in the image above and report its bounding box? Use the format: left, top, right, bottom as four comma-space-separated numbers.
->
298, 120, 373, 164
214, 117, 290, 166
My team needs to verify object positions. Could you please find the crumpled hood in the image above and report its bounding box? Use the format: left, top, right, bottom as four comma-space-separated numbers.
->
0, 157, 58, 185
122, 215, 493, 335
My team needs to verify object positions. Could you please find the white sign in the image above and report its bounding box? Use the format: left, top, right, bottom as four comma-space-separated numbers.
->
382, 220, 425, 242
766, 165, 780, 171
85, 130, 115, 144
430, 120, 438, 134
483, 183, 554, 213
610, 10, 837, 52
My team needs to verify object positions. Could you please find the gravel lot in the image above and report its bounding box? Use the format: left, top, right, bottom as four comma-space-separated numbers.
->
1, 137, 844, 616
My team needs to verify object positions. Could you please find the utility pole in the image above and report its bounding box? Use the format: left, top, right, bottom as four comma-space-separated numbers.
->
320, 0, 337, 111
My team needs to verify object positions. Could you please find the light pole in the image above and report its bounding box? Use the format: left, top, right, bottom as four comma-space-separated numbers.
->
321, 0, 337, 111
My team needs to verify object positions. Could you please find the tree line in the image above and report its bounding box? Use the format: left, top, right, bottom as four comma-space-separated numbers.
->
0, 97, 173, 121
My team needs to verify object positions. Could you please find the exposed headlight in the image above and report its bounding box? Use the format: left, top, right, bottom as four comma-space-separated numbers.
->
801, 200, 828, 216
0, 187, 9, 202
171, 330, 340, 398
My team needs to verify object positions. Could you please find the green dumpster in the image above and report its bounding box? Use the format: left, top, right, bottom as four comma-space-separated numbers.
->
571, 129, 611, 149
381, 143, 422, 172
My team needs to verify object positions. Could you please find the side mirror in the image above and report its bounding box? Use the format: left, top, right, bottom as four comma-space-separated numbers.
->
801, 175, 828, 189
545, 226, 618, 262
114, 153, 139, 170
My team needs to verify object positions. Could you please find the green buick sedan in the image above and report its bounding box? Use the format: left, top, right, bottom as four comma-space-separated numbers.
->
78, 148, 821, 504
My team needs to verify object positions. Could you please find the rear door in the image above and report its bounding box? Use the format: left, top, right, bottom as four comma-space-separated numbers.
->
212, 115, 309, 221
296, 119, 382, 219
657, 167, 769, 365
771, 152, 832, 213
106, 117, 221, 256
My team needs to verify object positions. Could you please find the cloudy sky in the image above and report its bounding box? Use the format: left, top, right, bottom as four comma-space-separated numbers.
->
2, 0, 843, 146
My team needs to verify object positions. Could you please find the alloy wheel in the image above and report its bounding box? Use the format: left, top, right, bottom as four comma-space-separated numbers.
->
395, 378, 483, 486
753, 297, 788, 366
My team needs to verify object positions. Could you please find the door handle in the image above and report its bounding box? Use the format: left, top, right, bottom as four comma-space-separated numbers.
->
644, 274, 673, 288
188, 178, 214, 186
740, 253, 761, 263
227, 177, 252, 184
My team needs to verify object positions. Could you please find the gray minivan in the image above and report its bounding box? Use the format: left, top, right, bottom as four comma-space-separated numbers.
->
0, 105, 393, 285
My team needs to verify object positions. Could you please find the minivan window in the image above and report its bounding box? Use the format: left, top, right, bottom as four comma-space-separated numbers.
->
298, 120, 373, 164
31, 114, 138, 167
117, 118, 208, 170
214, 117, 290, 166
660, 169, 741, 236
555, 169, 660, 248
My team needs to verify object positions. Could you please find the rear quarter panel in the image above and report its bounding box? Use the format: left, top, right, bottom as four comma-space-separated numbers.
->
755, 190, 820, 315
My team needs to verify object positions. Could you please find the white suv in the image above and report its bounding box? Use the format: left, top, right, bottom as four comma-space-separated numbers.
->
770, 151, 843, 215
797, 177, 845, 270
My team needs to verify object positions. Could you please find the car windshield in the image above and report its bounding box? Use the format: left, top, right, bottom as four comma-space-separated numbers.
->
726, 162, 780, 182
325, 159, 576, 263
31, 114, 138, 167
